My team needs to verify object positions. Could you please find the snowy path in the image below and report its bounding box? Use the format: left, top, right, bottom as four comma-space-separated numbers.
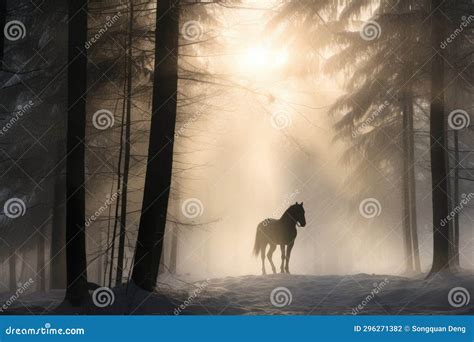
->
1, 273, 472, 315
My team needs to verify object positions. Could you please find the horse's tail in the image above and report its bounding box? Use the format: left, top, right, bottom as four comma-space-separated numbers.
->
253, 224, 264, 257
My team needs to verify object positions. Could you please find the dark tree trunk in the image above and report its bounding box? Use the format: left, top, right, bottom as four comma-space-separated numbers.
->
169, 225, 178, 274
8, 247, 16, 291
402, 94, 414, 273
451, 130, 460, 267
0, 0, 6, 67
407, 94, 421, 272
116, 1, 134, 286
36, 231, 45, 291
65, 0, 89, 305
50, 163, 67, 289
131, 0, 180, 291
427, 0, 450, 276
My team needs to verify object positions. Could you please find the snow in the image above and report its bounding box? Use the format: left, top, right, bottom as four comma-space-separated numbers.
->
0, 273, 472, 315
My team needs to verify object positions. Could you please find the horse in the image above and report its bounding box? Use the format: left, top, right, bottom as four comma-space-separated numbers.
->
252, 202, 306, 275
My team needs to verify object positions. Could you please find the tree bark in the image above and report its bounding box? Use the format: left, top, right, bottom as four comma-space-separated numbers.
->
65, 0, 89, 305
0, 0, 6, 67
427, 0, 450, 276
169, 224, 178, 274
36, 230, 45, 292
402, 94, 414, 273
116, 1, 134, 286
451, 130, 460, 267
50, 162, 66, 289
131, 0, 180, 291
407, 94, 421, 272
8, 247, 16, 291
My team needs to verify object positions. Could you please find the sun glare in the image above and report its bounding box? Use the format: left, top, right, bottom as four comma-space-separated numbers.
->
241, 44, 289, 71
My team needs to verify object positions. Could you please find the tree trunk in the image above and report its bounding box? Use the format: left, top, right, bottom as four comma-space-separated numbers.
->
65, 0, 89, 305
402, 95, 414, 273
169, 224, 178, 274
0, 0, 6, 67
36, 231, 45, 291
50, 164, 66, 289
427, 0, 450, 276
451, 130, 460, 267
116, 1, 133, 286
9, 247, 16, 291
407, 94, 421, 272
131, 0, 180, 291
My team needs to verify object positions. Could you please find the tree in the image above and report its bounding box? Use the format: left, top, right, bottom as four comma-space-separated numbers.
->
65, 0, 89, 305
427, 0, 450, 276
131, 0, 180, 291
116, 0, 134, 286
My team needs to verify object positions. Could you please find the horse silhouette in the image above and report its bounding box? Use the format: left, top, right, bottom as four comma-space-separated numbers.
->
253, 202, 306, 274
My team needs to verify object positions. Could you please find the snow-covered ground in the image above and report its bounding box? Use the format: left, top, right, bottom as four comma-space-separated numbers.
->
1, 273, 472, 315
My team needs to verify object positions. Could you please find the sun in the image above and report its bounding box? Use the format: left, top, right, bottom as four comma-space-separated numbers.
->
241, 44, 289, 71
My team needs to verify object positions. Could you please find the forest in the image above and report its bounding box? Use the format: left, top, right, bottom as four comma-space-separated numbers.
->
0, 0, 472, 315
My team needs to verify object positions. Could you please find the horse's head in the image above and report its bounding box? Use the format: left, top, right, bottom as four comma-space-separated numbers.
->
289, 202, 306, 227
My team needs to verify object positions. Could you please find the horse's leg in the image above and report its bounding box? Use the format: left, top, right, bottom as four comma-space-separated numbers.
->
261, 243, 267, 275
279, 245, 286, 273
267, 244, 277, 274
285, 241, 294, 274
